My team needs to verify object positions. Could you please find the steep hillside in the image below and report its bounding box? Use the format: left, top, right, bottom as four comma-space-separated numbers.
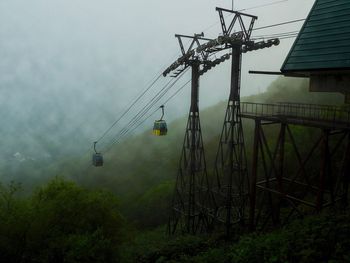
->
61, 77, 344, 227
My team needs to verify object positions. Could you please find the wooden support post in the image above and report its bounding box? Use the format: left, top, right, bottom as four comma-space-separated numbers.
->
342, 132, 350, 206
274, 123, 286, 224
249, 119, 260, 230
277, 123, 286, 193
317, 130, 329, 211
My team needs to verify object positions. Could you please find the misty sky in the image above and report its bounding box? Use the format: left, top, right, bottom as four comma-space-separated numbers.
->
0, 0, 315, 159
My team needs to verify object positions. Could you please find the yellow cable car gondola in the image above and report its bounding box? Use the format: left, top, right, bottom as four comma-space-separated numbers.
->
153, 105, 168, 136
92, 141, 103, 167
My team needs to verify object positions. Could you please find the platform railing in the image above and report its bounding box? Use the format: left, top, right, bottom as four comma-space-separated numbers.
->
240, 102, 350, 124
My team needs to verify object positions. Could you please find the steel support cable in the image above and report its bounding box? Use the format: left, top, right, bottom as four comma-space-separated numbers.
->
80, 46, 188, 161
103, 69, 189, 153
253, 18, 305, 31
239, 0, 289, 12
94, 73, 163, 144
104, 78, 191, 154
113, 78, 192, 147
116, 78, 191, 143
94, 54, 186, 147
251, 35, 298, 41
277, 35, 298, 40
104, 74, 186, 151
252, 30, 300, 38
105, 79, 174, 144
90, 6, 306, 157
202, 0, 290, 33
83, 1, 307, 157
77, 73, 164, 161
253, 33, 298, 40
104, 70, 189, 152
163, 79, 191, 106
76, 76, 172, 170
251, 33, 299, 41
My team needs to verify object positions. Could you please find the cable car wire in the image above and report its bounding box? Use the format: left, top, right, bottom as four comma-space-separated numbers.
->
95, 20, 303, 154
104, 78, 191, 154
92, 3, 307, 150
131, 78, 191, 133
239, 0, 289, 12
104, 79, 174, 146
103, 70, 190, 153
102, 69, 189, 152
84, 1, 310, 163
253, 18, 305, 31
104, 74, 186, 150
202, 0, 291, 33
251, 30, 299, 40
252, 30, 299, 38
118, 77, 191, 141
94, 73, 163, 144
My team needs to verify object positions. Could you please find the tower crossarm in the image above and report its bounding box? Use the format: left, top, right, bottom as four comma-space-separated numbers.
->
216, 7, 257, 40
163, 33, 213, 77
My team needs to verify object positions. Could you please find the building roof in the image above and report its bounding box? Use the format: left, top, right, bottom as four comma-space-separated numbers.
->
281, 0, 350, 74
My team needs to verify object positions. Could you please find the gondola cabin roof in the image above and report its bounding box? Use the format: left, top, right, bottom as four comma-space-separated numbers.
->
281, 0, 350, 76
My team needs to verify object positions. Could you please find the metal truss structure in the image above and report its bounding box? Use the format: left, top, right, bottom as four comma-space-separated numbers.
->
162, 3, 350, 236
210, 8, 279, 236
165, 7, 280, 236
240, 102, 350, 230
166, 33, 216, 235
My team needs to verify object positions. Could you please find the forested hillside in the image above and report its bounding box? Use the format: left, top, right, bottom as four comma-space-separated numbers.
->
64, 77, 344, 228
0, 77, 347, 262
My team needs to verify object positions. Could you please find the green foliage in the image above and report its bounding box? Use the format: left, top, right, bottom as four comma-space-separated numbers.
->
126, 181, 174, 228
1, 77, 349, 262
123, 211, 350, 263
0, 182, 31, 262
0, 178, 127, 263
124, 230, 212, 263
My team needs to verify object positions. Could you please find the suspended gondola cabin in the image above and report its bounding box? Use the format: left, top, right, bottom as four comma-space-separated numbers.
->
92, 142, 103, 167
153, 105, 168, 136
153, 120, 168, 136
92, 153, 103, 167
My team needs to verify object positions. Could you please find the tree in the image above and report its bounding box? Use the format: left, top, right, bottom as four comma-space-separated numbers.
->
0, 178, 128, 263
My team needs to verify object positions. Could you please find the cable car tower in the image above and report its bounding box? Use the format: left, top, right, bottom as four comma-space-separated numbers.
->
206, 8, 279, 236
164, 8, 279, 235
165, 33, 224, 235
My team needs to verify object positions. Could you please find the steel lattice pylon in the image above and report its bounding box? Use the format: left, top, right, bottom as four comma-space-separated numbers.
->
164, 9, 278, 236
213, 46, 249, 236
168, 62, 212, 235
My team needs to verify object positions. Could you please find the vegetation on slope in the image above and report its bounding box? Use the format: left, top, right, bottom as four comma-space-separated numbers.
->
69, 77, 344, 228
0, 178, 127, 263
122, 210, 350, 263
0, 77, 347, 262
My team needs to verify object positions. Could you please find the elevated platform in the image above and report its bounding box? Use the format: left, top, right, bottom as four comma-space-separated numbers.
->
240, 102, 350, 130
241, 102, 350, 230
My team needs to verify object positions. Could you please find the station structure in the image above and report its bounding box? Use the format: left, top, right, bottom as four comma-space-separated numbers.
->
166, 0, 350, 236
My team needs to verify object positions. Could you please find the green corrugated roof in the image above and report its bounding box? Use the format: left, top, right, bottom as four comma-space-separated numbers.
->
281, 0, 350, 73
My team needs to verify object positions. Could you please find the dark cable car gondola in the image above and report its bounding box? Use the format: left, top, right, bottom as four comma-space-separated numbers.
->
92, 141, 103, 167
153, 105, 168, 136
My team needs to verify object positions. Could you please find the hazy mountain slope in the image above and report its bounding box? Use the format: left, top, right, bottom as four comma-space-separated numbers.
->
55, 77, 344, 226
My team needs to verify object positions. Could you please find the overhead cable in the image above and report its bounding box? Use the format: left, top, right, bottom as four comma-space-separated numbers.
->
103, 69, 189, 153
94, 73, 163, 143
